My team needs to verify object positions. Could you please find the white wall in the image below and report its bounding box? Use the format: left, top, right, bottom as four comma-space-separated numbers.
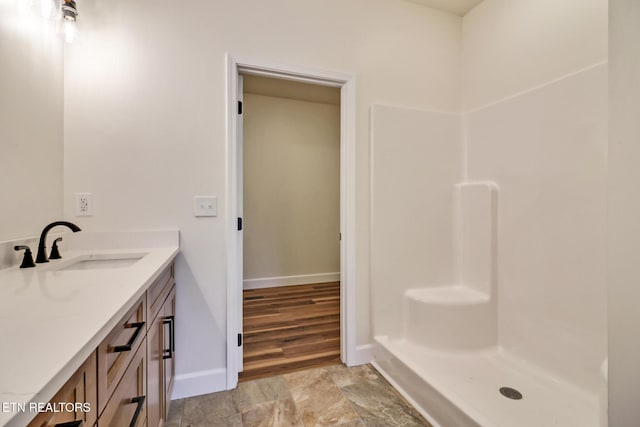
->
608, 1, 640, 424
462, 0, 608, 393
243, 92, 340, 282
63, 0, 462, 395
0, 2, 63, 241
462, 0, 608, 110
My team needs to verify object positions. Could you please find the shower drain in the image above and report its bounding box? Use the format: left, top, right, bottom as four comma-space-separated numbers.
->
499, 387, 523, 400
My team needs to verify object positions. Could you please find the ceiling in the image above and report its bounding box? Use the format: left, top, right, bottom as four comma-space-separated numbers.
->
243, 74, 340, 106
405, 0, 483, 16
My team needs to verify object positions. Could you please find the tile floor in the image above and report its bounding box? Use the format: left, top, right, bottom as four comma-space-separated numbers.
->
166, 364, 431, 427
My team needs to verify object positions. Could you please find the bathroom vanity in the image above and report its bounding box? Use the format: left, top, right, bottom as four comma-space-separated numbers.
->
0, 231, 179, 427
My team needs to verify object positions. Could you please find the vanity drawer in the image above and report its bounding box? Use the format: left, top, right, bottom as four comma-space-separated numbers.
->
97, 296, 146, 415
98, 337, 147, 427
27, 351, 97, 427
147, 263, 174, 323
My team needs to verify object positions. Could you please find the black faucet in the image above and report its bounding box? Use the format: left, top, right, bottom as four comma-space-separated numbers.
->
49, 237, 64, 260
14, 246, 36, 268
36, 221, 82, 263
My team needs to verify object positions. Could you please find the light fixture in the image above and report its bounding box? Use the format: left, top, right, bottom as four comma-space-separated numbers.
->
61, 0, 77, 21
60, 0, 77, 43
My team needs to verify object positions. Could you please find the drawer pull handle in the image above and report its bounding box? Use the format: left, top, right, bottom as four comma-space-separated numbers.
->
111, 322, 146, 353
162, 315, 175, 360
129, 395, 146, 427
170, 315, 175, 352
54, 421, 82, 427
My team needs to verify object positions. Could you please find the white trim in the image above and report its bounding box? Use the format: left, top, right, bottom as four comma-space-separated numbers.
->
235, 73, 245, 374
226, 54, 358, 390
349, 344, 373, 366
226, 54, 240, 390
340, 70, 358, 368
237, 63, 346, 88
243, 272, 340, 289
171, 368, 227, 400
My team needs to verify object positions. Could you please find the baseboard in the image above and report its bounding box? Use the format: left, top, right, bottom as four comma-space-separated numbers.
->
347, 344, 373, 366
243, 272, 340, 289
170, 368, 227, 400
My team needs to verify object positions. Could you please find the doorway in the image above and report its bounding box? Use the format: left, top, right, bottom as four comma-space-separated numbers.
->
226, 56, 357, 389
240, 75, 341, 380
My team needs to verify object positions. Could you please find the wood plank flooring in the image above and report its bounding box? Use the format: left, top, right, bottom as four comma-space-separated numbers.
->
240, 282, 341, 381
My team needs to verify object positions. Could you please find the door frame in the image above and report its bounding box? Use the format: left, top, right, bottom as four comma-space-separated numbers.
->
225, 54, 357, 389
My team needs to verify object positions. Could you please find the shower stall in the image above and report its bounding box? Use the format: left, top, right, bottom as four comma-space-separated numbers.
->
370, 59, 608, 427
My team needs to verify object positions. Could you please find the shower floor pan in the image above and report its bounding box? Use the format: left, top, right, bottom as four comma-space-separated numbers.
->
372, 336, 601, 427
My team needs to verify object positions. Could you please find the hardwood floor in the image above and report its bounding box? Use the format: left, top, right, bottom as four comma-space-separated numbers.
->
240, 282, 341, 381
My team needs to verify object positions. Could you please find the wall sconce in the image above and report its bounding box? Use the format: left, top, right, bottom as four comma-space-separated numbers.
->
60, 0, 78, 43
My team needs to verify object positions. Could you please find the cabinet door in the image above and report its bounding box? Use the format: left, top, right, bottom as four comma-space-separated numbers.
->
147, 264, 174, 323
146, 311, 163, 427
27, 352, 97, 427
99, 338, 147, 427
97, 297, 146, 416
163, 285, 176, 419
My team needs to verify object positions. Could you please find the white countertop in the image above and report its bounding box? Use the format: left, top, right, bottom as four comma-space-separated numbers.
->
0, 230, 179, 427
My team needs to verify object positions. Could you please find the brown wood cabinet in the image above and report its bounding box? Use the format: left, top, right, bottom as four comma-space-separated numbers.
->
147, 267, 176, 427
27, 352, 97, 427
146, 308, 163, 427
97, 297, 146, 415
99, 338, 147, 427
163, 286, 176, 419
147, 264, 174, 322
26, 261, 176, 427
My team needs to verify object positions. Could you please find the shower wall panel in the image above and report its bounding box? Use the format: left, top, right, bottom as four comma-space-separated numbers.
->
465, 63, 608, 393
370, 105, 463, 339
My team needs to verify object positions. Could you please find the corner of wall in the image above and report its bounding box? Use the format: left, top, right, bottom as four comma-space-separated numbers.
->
171, 368, 228, 399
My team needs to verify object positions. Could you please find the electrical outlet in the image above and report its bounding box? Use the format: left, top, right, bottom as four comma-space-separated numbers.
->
74, 193, 93, 216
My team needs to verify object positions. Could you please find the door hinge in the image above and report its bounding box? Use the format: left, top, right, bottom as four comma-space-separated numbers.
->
237, 333, 243, 347
237, 217, 243, 231
237, 101, 243, 115
339, 232, 342, 241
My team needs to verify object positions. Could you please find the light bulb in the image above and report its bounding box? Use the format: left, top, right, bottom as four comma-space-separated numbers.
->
63, 19, 76, 43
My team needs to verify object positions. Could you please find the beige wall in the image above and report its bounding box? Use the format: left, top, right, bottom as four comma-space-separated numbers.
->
63, 0, 462, 394
243, 92, 340, 283
0, 2, 64, 241
462, 0, 608, 110
608, 1, 640, 424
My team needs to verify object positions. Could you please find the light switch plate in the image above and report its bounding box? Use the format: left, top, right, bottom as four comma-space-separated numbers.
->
194, 196, 217, 217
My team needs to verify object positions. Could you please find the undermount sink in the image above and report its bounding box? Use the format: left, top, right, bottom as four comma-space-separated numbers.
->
51, 253, 148, 271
